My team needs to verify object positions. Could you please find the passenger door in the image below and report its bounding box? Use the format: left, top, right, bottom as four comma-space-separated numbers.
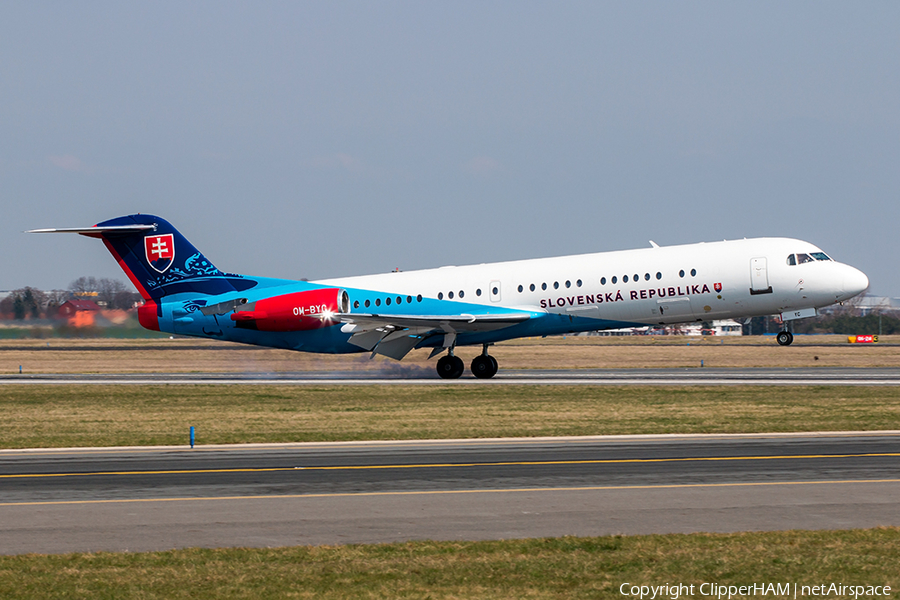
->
750, 257, 772, 295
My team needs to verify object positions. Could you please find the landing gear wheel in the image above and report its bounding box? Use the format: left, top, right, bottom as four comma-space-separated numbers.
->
471, 354, 499, 379
437, 355, 465, 379
776, 331, 794, 346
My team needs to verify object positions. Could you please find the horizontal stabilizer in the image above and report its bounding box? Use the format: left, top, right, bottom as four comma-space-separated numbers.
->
27, 225, 157, 237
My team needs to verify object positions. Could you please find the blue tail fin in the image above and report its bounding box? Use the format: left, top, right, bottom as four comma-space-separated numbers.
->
91, 214, 257, 300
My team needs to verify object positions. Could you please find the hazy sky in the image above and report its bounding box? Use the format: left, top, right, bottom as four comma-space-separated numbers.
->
3, 2, 899, 296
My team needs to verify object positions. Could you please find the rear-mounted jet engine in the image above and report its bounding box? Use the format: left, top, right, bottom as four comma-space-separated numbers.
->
230, 288, 349, 332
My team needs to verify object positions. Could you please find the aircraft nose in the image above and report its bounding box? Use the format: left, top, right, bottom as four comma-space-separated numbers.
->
842, 266, 869, 299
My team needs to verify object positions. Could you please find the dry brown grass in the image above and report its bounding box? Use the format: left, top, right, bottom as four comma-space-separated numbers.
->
2, 384, 899, 448
1, 335, 899, 374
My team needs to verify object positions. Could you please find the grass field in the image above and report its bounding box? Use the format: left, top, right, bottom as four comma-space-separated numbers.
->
2, 335, 899, 374
1, 530, 897, 599
2, 384, 899, 448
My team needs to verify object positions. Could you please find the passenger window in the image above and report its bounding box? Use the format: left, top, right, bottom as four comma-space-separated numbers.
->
386, 297, 391, 305
416, 294, 423, 302
623, 275, 629, 283
517, 285, 523, 293
397, 296, 402, 304
448, 291, 454, 299
656, 272, 662, 280
353, 300, 360, 309
459, 291, 464, 298
633, 274, 639, 282
492, 286, 499, 295
576, 279, 582, 287
612, 276, 617, 284
406, 296, 412, 303
365, 299, 370, 308
476, 289, 482, 296
787, 254, 796, 266
644, 273, 650, 281
375, 298, 381, 306
553, 281, 559, 289
600, 277, 606, 285
565, 280, 571, 288
530, 283, 535, 292
679, 270, 685, 278
541, 283, 547, 290
437, 292, 443, 300
691, 269, 697, 276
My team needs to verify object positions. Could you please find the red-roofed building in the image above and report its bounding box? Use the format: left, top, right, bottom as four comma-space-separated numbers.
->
58, 299, 102, 327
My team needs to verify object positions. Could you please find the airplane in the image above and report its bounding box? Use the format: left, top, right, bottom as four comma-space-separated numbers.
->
29, 214, 869, 379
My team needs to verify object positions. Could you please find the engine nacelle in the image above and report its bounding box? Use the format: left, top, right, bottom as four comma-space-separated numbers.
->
230, 288, 349, 332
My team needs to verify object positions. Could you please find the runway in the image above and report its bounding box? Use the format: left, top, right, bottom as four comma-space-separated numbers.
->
2, 432, 899, 554
2, 367, 900, 385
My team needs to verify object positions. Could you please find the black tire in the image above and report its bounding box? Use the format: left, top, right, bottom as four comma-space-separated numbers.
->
776, 331, 793, 346
437, 355, 465, 379
471, 355, 498, 379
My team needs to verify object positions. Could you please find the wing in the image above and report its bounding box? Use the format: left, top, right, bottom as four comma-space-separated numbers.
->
338, 312, 532, 360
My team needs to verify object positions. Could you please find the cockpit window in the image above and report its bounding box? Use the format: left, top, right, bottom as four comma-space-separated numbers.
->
796, 253, 814, 264
787, 254, 796, 266
810, 252, 832, 261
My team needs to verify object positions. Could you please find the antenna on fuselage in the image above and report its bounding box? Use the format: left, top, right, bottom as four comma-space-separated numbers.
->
649, 241, 660, 248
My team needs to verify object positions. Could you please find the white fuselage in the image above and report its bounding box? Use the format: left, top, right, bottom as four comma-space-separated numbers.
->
320, 237, 868, 329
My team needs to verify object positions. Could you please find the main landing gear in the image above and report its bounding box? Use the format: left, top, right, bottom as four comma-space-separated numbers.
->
436, 353, 464, 379
776, 330, 794, 346
470, 346, 499, 379
436, 344, 498, 379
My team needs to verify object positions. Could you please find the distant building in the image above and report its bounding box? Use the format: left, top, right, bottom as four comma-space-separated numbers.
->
591, 319, 743, 337
854, 296, 900, 316
58, 299, 102, 327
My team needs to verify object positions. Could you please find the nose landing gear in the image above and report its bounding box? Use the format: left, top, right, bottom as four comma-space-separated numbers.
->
776, 330, 794, 346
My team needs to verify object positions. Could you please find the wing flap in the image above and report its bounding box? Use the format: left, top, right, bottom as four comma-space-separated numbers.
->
339, 311, 531, 360
340, 312, 529, 332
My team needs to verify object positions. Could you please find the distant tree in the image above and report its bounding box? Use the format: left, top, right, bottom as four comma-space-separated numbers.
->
6, 287, 45, 319
111, 290, 142, 310
792, 313, 900, 335
67, 276, 142, 310
96, 278, 128, 307
69, 276, 100, 295
22, 288, 43, 318
0, 295, 14, 318
43, 289, 71, 316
